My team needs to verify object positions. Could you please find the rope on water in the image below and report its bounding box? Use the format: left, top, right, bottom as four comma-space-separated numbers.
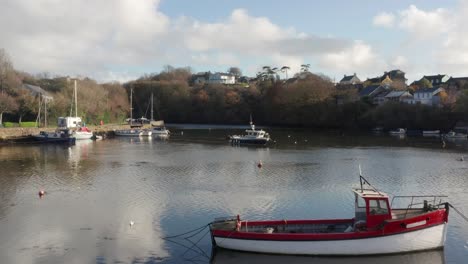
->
161, 223, 211, 240
448, 203, 468, 223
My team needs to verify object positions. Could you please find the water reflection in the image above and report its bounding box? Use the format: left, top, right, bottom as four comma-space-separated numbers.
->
211, 249, 445, 264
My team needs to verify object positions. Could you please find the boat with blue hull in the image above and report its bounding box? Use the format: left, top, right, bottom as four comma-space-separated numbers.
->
32, 129, 76, 144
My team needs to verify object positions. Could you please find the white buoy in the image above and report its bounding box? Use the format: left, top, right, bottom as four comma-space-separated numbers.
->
129, 221, 135, 227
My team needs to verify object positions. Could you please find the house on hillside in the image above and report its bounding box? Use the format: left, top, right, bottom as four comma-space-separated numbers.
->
384, 91, 413, 104
411, 87, 445, 106
339, 73, 361, 85
359, 85, 390, 105
422, 74, 450, 86
364, 69, 407, 90
445, 76, 468, 105
22, 83, 53, 101
208, 72, 236, 84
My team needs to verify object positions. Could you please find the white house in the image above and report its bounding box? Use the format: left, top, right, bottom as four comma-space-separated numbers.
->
411, 87, 445, 106
207, 72, 236, 84
384, 91, 413, 104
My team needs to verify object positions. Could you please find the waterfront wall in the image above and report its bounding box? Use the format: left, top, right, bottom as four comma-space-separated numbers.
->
0, 124, 150, 141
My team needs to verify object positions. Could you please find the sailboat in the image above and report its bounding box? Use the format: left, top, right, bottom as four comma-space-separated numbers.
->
114, 88, 152, 137
150, 92, 170, 138
70, 80, 94, 140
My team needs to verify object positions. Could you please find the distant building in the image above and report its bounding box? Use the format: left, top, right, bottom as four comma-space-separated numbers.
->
384, 91, 413, 104
191, 72, 236, 85
22, 83, 53, 101
208, 72, 236, 84
411, 87, 445, 106
422, 74, 450, 86
339, 73, 361, 85
364, 69, 407, 90
359, 85, 390, 105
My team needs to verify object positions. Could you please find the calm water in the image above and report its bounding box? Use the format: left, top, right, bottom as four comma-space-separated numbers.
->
1, 127, 468, 264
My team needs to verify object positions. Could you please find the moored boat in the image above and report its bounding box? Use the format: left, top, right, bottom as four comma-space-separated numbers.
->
114, 128, 152, 137
389, 128, 406, 135
32, 129, 76, 144
229, 120, 270, 145
210, 176, 449, 256
443, 131, 467, 139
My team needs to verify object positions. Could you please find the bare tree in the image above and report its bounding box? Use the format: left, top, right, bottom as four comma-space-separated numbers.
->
0, 92, 18, 124
0, 48, 14, 94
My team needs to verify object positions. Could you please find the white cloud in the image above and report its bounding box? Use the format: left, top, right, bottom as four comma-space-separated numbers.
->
398, 5, 452, 39
373, 12, 395, 28
319, 41, 384, 75
391, 55, 408, 69
0, 1, 376, 82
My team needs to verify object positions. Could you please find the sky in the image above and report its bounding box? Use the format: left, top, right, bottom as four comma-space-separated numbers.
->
0, 0, 466, 83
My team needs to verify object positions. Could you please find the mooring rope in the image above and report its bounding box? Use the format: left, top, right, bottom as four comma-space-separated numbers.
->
161, 223, 211, 240
448, 203, 468, 223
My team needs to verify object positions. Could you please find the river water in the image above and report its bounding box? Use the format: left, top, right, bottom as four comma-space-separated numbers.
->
0, 127, 467, 264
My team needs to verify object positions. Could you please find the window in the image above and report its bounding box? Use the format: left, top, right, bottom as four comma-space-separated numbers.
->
356, 196, 366, 208
368, 199, 389, 215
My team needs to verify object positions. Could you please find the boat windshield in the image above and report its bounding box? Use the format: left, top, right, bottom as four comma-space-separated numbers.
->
369, 199, 389, 215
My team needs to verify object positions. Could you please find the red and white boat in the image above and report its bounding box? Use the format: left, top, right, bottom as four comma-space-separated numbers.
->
210, 176, 449, 256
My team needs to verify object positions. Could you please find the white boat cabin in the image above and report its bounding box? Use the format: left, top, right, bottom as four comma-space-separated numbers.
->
353, 188, 392, 230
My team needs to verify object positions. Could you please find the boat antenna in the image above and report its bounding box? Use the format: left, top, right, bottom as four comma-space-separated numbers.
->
358, 165, 381, 195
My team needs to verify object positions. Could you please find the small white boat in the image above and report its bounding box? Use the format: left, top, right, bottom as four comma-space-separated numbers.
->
210, 176, 449, 256
389, 128, 406, 135
114, 128, 152, 137
229, 120, 270, 145
443, 131, 467, 139
72, 126, 94, 140
152, 126, 170, 137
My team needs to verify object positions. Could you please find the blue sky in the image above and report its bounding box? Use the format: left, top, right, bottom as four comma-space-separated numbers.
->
0, 0, 465, 83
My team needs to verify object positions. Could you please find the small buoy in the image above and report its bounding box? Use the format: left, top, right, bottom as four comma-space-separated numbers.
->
129, 221, 134, 226
38, 190, 45, 198
181, 131, 184, 136
288, 135, 291, 138
294, 141, 297, 144
257, 161, 263, 168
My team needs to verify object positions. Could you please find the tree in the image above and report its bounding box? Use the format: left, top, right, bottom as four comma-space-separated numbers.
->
228, 67, 242, 78
280, 66, 290, 80
0, 49, 17, 94
418, 78, 433, 89
300, 64, 310, 72
0, 92, 18, 124
15, 89, 38, 123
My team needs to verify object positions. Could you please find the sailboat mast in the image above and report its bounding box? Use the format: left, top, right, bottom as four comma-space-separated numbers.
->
151, 92, 154, 121
130, 87, 133, 125
74, 80, 78, 118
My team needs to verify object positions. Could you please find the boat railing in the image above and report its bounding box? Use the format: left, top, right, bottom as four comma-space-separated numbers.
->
391, 195, 448, 218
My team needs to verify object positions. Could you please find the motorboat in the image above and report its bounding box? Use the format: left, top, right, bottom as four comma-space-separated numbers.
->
151, 120, 170, 138
114, 128, 152, 137
210, 176, 449, 256
32, 129, 76, 144
229, 121, 270, 145
388, 128, 406, 135
72, 126, 93, 140
443, 131, 467, 139
152, 126, 170, 138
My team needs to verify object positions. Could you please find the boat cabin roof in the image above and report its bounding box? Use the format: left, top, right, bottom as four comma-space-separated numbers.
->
353, 188, 389, 199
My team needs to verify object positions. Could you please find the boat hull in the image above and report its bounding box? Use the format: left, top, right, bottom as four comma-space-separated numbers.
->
73, 131, 93, 140
230, 137, 269, 145
213, 223, 447, 256
114, 129, 152, 137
